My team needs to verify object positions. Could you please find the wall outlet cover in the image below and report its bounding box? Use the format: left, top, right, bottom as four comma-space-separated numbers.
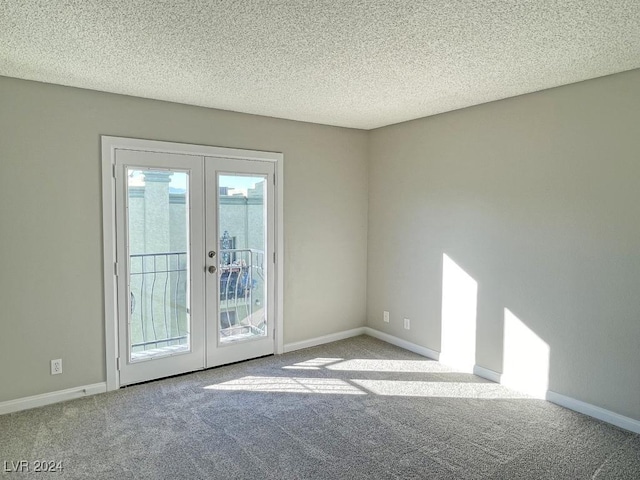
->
51, 359, 62, 375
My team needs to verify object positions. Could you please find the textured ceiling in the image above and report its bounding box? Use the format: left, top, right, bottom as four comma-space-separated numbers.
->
1, 1, 639, 129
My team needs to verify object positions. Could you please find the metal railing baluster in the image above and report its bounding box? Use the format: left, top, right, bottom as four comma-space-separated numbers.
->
150, 255, 158, 348
162, 254, 170, 343
140, 256, 146, 345
174, 254, 181, 337
129, 249, 263, 350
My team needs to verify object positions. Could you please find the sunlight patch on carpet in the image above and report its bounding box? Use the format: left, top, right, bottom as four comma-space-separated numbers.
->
325, 358, 453, 373
351, 379, 533, 399
282, 358, 344, 370
204, 376, 365, 395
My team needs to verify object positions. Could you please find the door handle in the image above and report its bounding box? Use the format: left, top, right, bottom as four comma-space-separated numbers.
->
208, 265, 217, 274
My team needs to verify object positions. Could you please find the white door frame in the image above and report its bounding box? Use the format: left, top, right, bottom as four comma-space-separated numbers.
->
101, 136, 284, 391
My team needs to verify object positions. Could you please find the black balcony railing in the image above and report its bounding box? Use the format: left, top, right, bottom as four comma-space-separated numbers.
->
129, 249, 264, 355
129, 252, 189, 353
218, 249, 265, 339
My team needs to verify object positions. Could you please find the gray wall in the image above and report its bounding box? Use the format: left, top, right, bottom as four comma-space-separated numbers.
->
2, 69, 639, 422
0, 76, 369, 402
367, 69, 640, 420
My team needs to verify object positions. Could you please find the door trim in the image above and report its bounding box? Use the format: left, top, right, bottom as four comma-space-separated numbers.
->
101, 136, 284, 391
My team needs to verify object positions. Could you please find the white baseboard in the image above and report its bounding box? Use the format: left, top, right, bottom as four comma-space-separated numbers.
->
0, 383, 107, 416
438, 354, 475, 373
363, 327, 440, 361
356, 334, 640, 435
469, 364, 640, 435
283, 327, 365, 353
473, 365, 502, 383
546, 390, 640, 435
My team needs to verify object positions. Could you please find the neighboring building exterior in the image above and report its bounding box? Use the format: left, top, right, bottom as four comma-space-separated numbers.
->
126, 171, 266, 355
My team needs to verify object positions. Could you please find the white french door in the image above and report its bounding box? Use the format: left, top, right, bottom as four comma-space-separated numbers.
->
113, 146, 276, 386
205, 157, 275, 367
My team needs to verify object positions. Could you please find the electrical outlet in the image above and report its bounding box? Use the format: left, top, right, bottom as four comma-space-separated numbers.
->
51, 359, 62, 375
403, 318, 410, 330
383, 311, 390, 323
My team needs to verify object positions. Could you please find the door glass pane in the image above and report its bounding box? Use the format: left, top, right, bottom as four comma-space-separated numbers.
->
218, 174, 267, 343
127, 169, 191, 361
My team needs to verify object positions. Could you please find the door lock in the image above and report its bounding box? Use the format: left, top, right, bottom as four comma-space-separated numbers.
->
208, 251, 216, 258
208, 265, 217, 274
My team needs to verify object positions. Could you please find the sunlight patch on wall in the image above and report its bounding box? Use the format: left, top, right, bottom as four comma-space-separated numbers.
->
502, 308, 550, 399
351, 379, 532, 399
440, 254, 478, 372
325, 358, 453, 373
204, 376, 365, 395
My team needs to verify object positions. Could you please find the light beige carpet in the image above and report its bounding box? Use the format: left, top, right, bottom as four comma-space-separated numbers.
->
1, 336, 639, 479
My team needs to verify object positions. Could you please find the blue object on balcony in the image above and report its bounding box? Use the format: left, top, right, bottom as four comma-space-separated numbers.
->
221, 230, 233, 265
220, 268, 255, 300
